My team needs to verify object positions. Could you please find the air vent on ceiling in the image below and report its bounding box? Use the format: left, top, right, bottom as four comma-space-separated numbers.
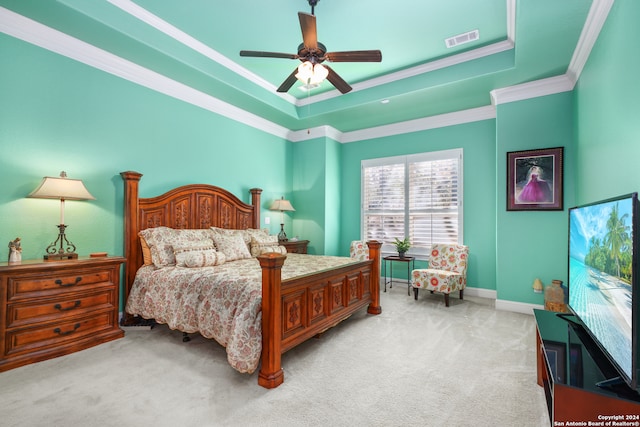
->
445, 29, 479, 48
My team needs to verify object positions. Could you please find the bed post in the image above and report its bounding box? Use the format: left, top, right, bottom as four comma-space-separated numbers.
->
257, 252, 286, 389
249, 188, 262, 229
366, 240, 382, 315
120, 171, 142, 326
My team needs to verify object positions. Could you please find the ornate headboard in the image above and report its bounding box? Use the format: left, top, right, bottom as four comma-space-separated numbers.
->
120, 171, 262, 320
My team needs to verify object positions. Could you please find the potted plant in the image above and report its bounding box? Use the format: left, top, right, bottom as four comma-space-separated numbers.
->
393, 237, 411, 258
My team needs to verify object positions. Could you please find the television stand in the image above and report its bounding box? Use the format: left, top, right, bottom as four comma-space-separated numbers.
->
534, 309, 640, 425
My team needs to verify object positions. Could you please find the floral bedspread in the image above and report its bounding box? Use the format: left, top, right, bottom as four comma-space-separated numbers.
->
126, 253, 360, 374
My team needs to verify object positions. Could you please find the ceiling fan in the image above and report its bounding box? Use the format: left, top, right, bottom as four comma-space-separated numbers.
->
239, 0, 382, 94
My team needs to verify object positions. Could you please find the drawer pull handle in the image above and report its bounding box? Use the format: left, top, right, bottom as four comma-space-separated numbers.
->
53, 323, 81, 336
55, 277, 82, 287
54, 301, 81, 311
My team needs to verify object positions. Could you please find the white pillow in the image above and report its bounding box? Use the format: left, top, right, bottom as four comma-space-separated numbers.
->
213, 232, 252, 261
174, 245, 226, 268
250, 235, 287, 257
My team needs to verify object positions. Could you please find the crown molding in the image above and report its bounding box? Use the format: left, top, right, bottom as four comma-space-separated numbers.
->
566, 0, 615, 85
0, 0, 614, 144
106, 0, 297, 105
287, 106, 497, 144
294, 0, 517, 106
490, 75, 574, 106
109, 0, 516, 108
0, 7, 291, 140
297, 39, 515, 107
490, 0, 614, 107
339, 106, 496, 143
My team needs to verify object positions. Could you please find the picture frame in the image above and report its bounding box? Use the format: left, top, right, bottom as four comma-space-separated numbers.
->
507, 147, 564, 211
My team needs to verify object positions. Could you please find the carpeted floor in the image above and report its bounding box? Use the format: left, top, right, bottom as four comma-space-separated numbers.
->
0, 285, 549, 427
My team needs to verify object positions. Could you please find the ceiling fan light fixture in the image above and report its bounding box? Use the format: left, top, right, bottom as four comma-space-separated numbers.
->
299, 83, 320, 91
295, 61, 328, 85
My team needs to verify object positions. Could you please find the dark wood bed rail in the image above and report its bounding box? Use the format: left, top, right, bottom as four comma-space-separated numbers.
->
120, 171, 381, 389
257, 242, 381, 388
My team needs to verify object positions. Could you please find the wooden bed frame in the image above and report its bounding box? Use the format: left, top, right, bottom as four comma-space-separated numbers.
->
120, 171, 381, 388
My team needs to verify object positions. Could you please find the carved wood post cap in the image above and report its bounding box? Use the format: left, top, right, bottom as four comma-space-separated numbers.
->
257, 252, 287, 268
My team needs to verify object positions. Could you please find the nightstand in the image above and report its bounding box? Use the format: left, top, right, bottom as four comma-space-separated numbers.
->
280, 240, 309, 254
0, 256, 125, 372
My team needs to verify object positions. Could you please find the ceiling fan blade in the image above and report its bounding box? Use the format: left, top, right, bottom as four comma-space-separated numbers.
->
240, 50, 298, 59
325, 50, 382, 62
298, 12, 318, 50
276, 69, 299, 93
324, 65, 352, 94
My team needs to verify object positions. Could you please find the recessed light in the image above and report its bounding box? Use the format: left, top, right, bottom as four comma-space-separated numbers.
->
380, 99, 390, 104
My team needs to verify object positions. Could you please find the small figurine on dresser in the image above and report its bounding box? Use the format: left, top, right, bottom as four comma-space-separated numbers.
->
8, 237, 22, 263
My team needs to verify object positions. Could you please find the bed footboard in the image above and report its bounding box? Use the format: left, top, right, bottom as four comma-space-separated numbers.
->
257, 240, 381, 389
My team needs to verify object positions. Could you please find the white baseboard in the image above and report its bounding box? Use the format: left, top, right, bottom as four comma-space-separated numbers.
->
495, 299, 544, 315
387, 279, 542, 316
464, 286, 497, 300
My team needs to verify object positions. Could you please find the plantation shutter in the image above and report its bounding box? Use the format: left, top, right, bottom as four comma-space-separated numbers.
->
362, 161, 405, 243
409, 155, 460, 249
362, 149, 462, 256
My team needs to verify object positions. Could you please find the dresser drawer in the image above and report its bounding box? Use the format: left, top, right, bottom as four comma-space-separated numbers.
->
6, 290, 116, 329
7, 270, 112, 300
4, 311, 116, 357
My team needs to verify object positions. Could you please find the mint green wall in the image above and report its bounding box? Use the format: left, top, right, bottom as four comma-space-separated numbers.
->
574, 0, 640, 203
0, 34, 289, 263
324, 138, 342, 255
6, 0, 635, 310
291, 137, 341, 255
339, 120, 497, 290
291, 138, 325, 255
495, 93, 575, 305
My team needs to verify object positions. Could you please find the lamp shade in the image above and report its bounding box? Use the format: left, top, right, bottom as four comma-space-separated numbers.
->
270, 198, 295, 212
28, 171, 95, 201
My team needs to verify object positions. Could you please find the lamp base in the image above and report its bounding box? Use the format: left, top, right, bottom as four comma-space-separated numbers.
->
278, 223, 288, 242
44, 224, 79, 261
44, 252, 78, 261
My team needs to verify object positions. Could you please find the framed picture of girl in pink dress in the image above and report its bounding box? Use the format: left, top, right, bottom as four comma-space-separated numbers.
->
507, 147, 564, 211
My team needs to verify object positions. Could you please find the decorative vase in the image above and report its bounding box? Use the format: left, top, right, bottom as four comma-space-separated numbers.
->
398, 251, 406, 259
544, 279, 568, 313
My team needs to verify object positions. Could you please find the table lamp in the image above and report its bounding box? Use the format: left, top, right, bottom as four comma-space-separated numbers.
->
269, 197, 295, 241
28, 171, 96, 260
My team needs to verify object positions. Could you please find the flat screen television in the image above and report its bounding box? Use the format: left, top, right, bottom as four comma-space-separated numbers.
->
568, 192, 639, 391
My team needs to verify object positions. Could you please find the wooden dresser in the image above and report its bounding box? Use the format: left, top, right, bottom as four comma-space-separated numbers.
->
280, 239, 309, 254
0, 256, 125, 372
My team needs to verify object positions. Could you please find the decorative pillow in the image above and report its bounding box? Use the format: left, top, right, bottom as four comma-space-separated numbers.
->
213, 232, 252, 262
174, 245, 226, 268
139, 227, 215, 267
140, 236, 153, 266
250, 235, 287, 257
210, 227, 269, 253
244, 228, 270, 243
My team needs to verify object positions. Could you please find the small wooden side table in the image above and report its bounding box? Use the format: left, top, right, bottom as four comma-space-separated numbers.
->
280, 240, 309, 254
383, 255, 415, 295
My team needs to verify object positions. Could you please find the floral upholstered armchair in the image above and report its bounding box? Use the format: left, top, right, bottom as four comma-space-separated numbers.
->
411, 244, 469, 307
349, 240, 369, 261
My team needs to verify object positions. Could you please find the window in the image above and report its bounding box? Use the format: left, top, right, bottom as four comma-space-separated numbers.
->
361, 149, 463, 256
